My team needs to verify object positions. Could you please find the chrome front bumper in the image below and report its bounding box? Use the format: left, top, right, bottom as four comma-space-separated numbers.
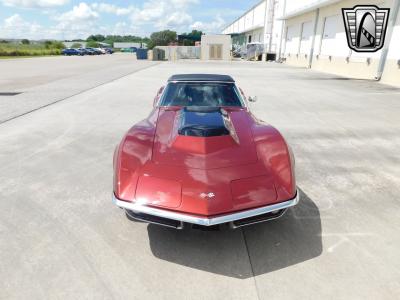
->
113, 190, 299, 229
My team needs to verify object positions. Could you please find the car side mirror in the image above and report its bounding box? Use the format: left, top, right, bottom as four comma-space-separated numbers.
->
153, 86, 165, 107
248, 96, 257, 102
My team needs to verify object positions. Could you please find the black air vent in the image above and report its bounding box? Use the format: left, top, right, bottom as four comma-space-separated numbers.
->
178, 107, 229, 137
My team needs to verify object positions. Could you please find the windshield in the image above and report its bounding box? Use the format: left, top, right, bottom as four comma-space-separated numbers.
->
160, 82, 244, 107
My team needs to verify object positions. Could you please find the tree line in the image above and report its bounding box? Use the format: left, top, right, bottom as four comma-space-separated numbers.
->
82, 30, 203, 49
3, 29, 204, 51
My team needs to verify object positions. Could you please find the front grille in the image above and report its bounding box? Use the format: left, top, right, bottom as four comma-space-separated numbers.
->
191, 224, 221, 231
125, 208, 287, 230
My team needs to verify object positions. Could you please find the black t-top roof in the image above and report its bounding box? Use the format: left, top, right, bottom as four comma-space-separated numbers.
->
168, 74, 235, 82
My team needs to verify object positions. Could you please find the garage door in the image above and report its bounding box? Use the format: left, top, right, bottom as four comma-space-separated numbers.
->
300, 21, 313, 55
285, 24, 300, 56
320, 15, 338, 55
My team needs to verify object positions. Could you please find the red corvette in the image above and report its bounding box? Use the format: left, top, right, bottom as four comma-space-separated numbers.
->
113, 74, 299, 229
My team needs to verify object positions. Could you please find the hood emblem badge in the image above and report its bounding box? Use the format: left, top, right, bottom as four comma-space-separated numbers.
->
200, 192, 215, 199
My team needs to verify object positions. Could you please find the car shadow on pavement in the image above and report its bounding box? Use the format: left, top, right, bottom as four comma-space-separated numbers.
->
147, 188, 322, 278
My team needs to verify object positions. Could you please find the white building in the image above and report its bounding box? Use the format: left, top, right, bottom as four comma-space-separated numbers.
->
281, 0, 400, 85
113, 42, 143, 49
223, 0, 400, 86
201, 35, 232, 60
63, 41, 87, 48
222, 0, 285, 59
381, 1, 400, 86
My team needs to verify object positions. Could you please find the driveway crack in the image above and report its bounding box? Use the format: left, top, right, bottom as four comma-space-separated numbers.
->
241, 227, 261, 300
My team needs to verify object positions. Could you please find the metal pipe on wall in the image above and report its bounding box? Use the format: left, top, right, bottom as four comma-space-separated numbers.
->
308, 8, 320, 68
278, 0, 287, 60
375, 0, 400, 80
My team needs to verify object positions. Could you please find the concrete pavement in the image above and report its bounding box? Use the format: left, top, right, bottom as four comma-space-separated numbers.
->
0, 54, 159, 123
0, 57, 399, 299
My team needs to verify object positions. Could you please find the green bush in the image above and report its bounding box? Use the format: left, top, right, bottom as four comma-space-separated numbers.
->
44, 40, 65, 49
0, 42, 63, 57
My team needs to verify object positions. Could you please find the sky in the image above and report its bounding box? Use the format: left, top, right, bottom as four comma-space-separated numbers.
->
0, 0, 260, 40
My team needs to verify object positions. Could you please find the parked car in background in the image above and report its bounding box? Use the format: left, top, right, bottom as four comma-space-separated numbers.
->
62, 47, 112, 56
85, 48, 101, 55
95, 48, 106, 54
84, 48, 96, 55
62, 48, 84, 56
104, 48, 114, 54
77, 48, 90, 55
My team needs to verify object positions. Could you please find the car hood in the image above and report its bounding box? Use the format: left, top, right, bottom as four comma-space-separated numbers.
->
152, 107, 258, 170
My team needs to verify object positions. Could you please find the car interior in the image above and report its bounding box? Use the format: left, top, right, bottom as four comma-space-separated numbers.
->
161, 82, 244, 107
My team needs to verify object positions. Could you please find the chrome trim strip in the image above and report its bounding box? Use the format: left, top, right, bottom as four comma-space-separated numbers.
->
113, 190, 299, 227
229, 209, 288, 229
169, 81, 235, 83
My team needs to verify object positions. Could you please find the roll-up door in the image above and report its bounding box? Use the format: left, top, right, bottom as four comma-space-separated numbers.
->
300, 21, 313, 55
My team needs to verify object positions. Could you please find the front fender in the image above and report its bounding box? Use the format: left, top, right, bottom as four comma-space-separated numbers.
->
113, 110, 158, 201
252, 123, 296, 201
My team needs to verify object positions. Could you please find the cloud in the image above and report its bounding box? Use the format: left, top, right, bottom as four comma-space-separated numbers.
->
3, 14, 41, 33
130, 0, 198, 30
90, 1, 198, 31
1, 0, 69, 8
4, 14, 24, 26
91, 3, 134, 16
162, 11, 192, 27
52, 2, 146, 39
0, 0, 226, 40
0, 10, 97, 40
58, 2, 98, 23
52, 2, 99, 38
109, 22, 141, 36
131, 1, 164, 23
170, 0, 198, 7
0, 14, 52, 39
190, 15, 225, 33
0, 4, 142, 40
